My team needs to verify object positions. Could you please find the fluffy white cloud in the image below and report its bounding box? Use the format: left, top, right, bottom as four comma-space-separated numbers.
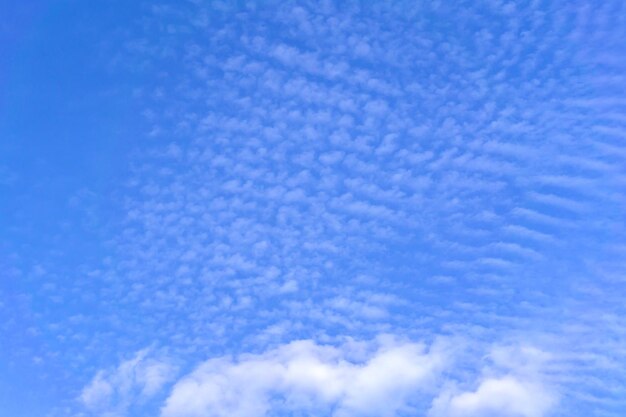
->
161, 337, 449, 417
81, 349, 177, 416
430, 375, 555, 417
429, 345, 557, 417
81, 339, 558, 417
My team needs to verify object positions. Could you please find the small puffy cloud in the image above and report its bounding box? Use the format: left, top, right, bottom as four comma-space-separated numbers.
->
161, 336, 450, 417
429, 345, 557, 417
430, 375, 555, 417
81, 349, 177, 416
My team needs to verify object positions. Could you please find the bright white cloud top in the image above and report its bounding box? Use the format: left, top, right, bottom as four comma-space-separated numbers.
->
161, 337, 446, 417
82, 337, 557, 417
1, 1, 624, 417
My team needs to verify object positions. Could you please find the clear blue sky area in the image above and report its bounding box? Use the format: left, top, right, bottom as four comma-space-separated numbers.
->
1, 1, 625, 417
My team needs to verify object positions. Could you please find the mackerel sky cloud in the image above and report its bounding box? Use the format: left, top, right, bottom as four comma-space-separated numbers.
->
1, 1, 625, 416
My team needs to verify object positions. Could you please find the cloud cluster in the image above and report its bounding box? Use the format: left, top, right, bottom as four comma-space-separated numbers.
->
82, 338, 557, 417
161, 337, 446, 417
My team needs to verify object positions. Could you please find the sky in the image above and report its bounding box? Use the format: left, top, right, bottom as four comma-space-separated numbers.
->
1, 1, 625, 416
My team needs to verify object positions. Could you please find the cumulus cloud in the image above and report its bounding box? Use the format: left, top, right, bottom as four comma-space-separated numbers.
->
79, 338, 558, 417
429, 345, 557, 417
161, 336, 449, 417
81, 349, 177, 416
430, 376, 555, 417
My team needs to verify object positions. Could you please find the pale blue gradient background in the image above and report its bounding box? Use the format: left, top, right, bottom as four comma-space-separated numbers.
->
1, 1, 625, 416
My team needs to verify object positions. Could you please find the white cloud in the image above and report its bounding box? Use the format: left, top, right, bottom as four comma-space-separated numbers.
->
429, 345, 558, 417
79, 340, 559, 417
161, 336, 449, 417
81, 349, 177, 416
430, 376, 555, 417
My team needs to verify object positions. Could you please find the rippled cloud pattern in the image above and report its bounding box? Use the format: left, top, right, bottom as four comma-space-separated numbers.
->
2, 1, 625, 417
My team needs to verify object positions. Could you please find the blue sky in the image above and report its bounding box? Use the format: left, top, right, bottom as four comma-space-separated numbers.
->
1, 1, 625, 416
